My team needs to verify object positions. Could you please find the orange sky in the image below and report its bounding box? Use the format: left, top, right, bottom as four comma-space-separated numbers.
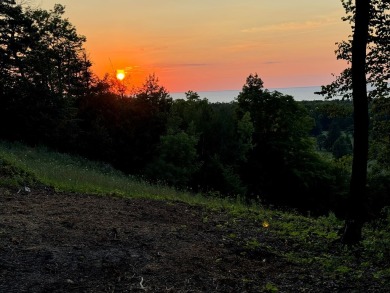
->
38, 0, 350, 93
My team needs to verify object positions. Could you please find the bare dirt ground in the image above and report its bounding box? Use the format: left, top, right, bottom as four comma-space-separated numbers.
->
0, 187, 386, 292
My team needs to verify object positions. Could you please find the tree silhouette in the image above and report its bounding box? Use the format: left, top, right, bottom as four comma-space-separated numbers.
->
317, 0, 389, 245
341, 0, 370, 245
0, 2, 92, 146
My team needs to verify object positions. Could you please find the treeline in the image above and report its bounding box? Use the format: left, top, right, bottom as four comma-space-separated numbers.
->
1, 2, 389, 217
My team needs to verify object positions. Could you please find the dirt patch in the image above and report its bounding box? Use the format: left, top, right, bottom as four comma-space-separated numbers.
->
0, 187, 385, 292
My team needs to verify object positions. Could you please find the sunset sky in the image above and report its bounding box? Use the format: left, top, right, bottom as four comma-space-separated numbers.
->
37, 0, 351, 93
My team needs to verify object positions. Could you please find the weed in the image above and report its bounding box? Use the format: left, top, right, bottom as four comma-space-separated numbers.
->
264, 282, 278, 292
0, 158, 38, 188
244, 238, 260, 250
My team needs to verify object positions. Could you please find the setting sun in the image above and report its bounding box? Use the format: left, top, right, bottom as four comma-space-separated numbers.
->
39, 1, 352, 92
116, 70, 125, 81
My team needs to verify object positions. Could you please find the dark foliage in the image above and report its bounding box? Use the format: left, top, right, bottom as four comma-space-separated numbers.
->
0, 2, 388, 221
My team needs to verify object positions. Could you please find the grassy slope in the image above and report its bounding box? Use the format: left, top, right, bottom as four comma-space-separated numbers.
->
0, 140, 389, 289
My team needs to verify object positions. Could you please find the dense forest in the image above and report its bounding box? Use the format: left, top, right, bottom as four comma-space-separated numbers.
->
1, 1, 389, 221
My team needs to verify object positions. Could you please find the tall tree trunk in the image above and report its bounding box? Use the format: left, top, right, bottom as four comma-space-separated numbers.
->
341, 0, 370, 245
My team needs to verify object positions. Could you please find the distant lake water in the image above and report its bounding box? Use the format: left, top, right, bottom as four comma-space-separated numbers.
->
170, 86, 328, 103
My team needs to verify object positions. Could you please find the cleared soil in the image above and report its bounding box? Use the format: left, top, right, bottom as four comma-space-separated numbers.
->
0, 187, 386, 292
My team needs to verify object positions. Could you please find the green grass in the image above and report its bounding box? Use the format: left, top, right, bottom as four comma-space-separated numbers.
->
0, 140, 251, 210
1, 139, 389, 286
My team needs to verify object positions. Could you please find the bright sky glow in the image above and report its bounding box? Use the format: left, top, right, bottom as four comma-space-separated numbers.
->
37, 0, 350, 92
116, 70, 125, 81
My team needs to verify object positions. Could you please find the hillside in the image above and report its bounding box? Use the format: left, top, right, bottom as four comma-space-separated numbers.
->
0, 187, 384, 293
0, 143, 389, 292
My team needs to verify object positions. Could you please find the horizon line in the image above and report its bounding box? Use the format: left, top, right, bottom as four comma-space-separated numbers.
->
169, 85, 322, 94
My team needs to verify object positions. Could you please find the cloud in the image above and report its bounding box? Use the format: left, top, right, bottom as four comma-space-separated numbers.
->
124, 66, 143, 73
161, 63, 209, 68
124, 63, 210, 74
150, 63, 210, 70
241, 17, 339, 34
262, 61, 281, 65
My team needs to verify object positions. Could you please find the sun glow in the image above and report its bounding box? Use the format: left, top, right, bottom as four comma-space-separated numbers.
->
116, 69, 125, 81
